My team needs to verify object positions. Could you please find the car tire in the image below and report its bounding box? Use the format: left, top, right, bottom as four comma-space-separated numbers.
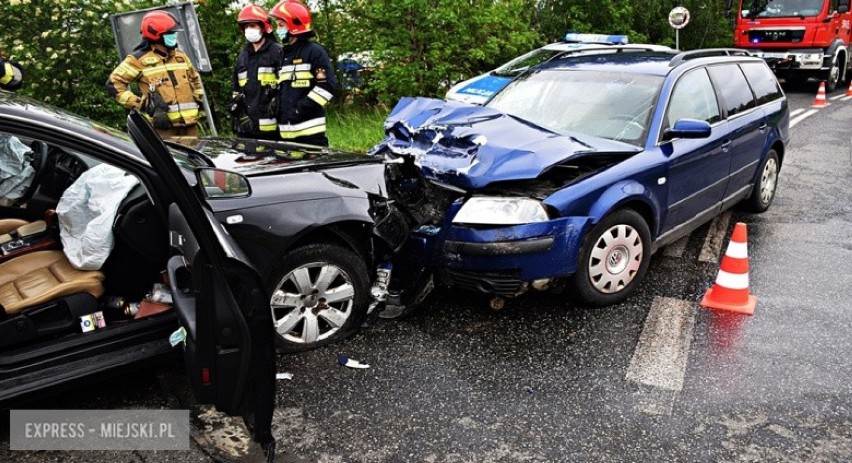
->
267, 243, 370, 353
743, 149, 780, 213
569, 209, 651, 306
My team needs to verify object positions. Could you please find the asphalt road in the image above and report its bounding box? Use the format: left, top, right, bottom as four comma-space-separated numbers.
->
3, 83, 851, 463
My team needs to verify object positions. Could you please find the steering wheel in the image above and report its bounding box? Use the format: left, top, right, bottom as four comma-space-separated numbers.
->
14, 140, 50, 207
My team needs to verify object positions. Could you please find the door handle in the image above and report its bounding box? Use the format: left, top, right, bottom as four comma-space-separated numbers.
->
759, 123, 767, 132
721, 140, 732, 152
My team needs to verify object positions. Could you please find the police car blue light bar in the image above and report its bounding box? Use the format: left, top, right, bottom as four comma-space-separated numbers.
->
563, 33, 629, 45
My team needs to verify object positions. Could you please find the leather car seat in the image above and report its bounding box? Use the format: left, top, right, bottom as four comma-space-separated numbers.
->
0, 218, 29, 235
0, 250, 104, 315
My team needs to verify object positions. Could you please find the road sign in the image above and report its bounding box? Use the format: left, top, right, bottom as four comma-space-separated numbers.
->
669, 7, 691, 30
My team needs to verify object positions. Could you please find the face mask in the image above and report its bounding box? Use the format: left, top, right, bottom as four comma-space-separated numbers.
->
245, 28, 263, 43
163, 33, 178, 48
276, 27, 288, 41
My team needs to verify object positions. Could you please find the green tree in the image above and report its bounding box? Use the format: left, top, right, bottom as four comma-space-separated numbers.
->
0, 0, 159, 126
330, 0, 540, 107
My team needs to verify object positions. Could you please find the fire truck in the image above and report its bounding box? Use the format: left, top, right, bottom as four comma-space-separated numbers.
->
731, 0, 852, 91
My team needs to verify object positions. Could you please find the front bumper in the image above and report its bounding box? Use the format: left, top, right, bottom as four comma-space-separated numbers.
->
402, 216, 592, 294
751, 49, 828, 71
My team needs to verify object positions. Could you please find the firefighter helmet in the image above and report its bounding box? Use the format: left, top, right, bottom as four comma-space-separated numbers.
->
269, 1, 313, 37
140, 10, 182, 41
238, 5, 273, 34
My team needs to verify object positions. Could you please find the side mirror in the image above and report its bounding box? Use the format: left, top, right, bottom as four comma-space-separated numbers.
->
196, 168, 251, 199
661, 119, 712, 141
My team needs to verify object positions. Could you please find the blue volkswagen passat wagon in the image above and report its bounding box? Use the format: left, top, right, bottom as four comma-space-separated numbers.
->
374, 48, 789, 307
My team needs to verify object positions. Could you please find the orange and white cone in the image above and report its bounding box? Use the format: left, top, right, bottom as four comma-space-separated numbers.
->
845, 79, 852, 97
700, 222, 757, 315
812, 81, 828, 108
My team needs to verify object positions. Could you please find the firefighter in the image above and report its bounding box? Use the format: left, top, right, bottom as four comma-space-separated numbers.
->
230, 5, 284, 140
106, 10, 205, 138
0, 58, 23, 92
269, 0, 336, 146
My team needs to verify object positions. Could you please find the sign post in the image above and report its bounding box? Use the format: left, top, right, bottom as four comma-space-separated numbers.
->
668, 7, 691, 51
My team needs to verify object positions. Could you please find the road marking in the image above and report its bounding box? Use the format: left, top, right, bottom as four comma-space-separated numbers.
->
790, 108, 818, 128
698, 211, 732, 263
626, 296, 697, 401
829, 94, 846, 101
789, 108, 805, 117
663, 235, 689, 258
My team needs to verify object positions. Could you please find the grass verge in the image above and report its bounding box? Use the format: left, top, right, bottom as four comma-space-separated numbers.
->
327, 104, 390, 153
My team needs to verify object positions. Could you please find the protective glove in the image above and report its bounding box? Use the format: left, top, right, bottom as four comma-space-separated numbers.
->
234, 115, 255, 135
152, 110, 171, 130
263, 86, 280, 116
228, 93, 245, 116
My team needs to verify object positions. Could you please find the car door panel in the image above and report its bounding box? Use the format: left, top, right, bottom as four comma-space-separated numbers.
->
126, 110, 262, 416
660, 68, 729, 234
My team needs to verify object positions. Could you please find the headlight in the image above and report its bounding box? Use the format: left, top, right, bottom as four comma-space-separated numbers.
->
452, 197, 549, 225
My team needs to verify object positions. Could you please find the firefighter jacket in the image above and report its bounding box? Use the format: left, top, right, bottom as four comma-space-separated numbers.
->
277, 39, 337, 145
107, 47, 204, 128
233, 39, 284, 138
0, 59, 23, 91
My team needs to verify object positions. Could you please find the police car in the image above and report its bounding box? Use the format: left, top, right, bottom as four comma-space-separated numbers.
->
445, 33, 672, 105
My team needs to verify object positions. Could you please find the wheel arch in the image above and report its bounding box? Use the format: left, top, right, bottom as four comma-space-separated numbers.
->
586, 180, 659, 239
287, 220, 375, 268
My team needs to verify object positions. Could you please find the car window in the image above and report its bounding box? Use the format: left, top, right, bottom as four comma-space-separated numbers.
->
740, 62, 784, 105
707, 64, 756, 118
665, 68, 721, 129
493, 49, 566, 77
486, 69, 664, 146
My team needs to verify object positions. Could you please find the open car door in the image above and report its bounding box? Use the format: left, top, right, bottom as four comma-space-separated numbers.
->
126, 111, 265, 415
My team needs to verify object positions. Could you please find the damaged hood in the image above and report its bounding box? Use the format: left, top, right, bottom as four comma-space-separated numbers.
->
370, 97, 641, 190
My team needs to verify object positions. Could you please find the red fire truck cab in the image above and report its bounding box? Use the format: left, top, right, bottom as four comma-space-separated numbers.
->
732, 0, 852, 91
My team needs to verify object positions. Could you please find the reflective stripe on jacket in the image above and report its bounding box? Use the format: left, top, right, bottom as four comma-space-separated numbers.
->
107, 47, 204, 127
277, 40, 336, 144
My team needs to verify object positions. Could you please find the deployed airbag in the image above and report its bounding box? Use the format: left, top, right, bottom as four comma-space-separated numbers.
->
0, 134, 35, 206
56, 164, 140, 270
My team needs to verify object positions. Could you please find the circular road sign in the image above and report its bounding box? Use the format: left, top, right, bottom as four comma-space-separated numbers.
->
668, 7, 690, 30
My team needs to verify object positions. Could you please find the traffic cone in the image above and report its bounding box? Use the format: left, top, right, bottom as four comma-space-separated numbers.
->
700, 222, 757, 315
845, 79, 852, 97
812, 81, 828, 108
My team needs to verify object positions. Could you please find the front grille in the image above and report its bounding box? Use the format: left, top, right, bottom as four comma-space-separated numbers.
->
748, 29, 805, 43
443, 269, 526, 296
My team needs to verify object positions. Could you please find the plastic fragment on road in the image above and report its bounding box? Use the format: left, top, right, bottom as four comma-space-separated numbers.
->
337, 355, 370, 369
169, 326, 187, 347
276, 372, 294, 380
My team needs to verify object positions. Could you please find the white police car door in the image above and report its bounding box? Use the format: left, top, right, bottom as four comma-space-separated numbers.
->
126, 111, 262, 416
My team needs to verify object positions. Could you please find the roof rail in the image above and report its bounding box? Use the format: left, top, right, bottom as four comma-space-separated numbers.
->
549, 45, 675, 62
669, 48, 753, 67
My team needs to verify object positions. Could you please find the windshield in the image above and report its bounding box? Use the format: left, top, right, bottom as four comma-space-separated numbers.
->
493, 49, 566, 77
486, 69, 664, 147
740, 0, 824, 18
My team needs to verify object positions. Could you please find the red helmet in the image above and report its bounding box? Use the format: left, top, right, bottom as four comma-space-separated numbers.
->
140, 10, 181, 41
269, 1, 313, 36
238, 5, 273, 34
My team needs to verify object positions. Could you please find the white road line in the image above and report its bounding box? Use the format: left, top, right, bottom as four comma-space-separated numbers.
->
789, 108, 805, 117
843, 95, 852, 101
829, 94, 846, 101
626, 296, 697, 393
698, 211, 732, 263
790, 108, 818, 128
663, 235, 689, 258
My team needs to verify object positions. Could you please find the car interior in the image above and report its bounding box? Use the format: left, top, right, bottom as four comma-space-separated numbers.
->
0, 131, 173, 356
